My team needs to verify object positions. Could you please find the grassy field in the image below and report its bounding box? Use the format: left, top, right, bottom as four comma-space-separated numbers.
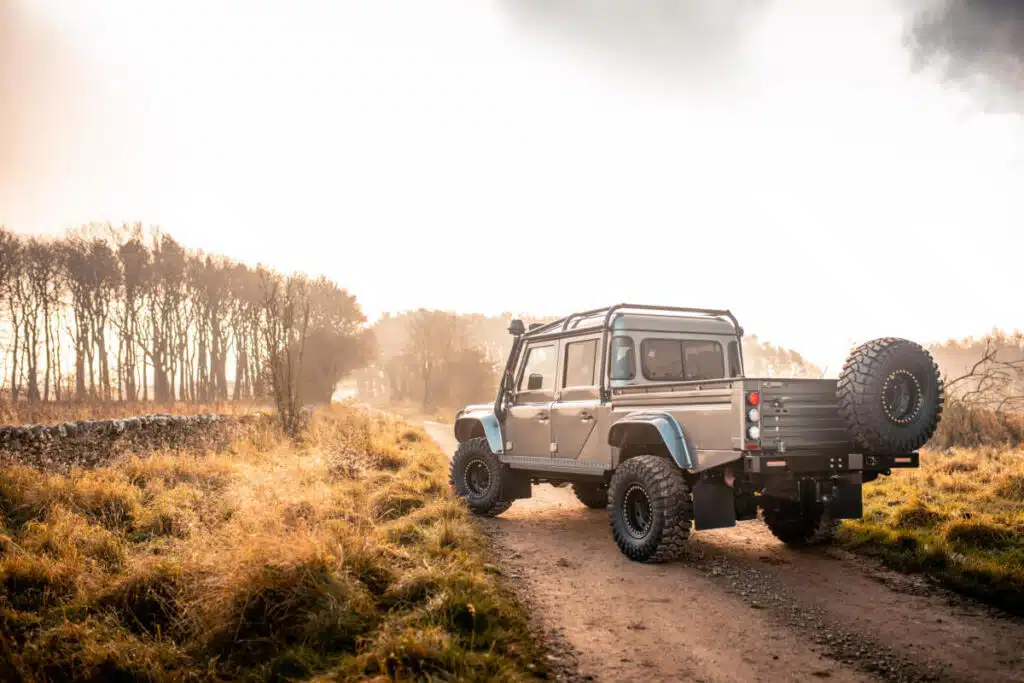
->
837, 444, 1024, 614
0, 404, 546, 682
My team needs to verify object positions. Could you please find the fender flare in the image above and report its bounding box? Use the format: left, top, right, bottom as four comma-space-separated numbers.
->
608, 411, 693, 469
454, 409, 504, 455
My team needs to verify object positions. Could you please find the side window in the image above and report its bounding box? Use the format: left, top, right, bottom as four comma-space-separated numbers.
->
609, 336, 636, 380
682, 341, 725, 380
641, 339, 684, 381
563, 339, 598, 387
728, 341, 742, 377
518, 344, 556, 391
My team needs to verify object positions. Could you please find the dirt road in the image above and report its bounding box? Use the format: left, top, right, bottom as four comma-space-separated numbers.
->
423, 421, 1024, 683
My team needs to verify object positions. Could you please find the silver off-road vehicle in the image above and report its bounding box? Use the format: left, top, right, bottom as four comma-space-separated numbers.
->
449, 304, 944, 562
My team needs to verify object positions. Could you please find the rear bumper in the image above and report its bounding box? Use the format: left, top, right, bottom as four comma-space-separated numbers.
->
743, 451, 919, 474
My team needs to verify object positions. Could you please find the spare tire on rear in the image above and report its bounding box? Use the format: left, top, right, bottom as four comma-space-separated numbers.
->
837, 337, 944, 453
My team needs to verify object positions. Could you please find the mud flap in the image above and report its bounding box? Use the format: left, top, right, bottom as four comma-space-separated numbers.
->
501, 470, 532, 500
827, 474, 863, 519
693, 478, 736, 530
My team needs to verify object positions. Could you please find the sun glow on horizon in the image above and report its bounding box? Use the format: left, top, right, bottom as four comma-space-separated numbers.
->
6, 0, 1024, 372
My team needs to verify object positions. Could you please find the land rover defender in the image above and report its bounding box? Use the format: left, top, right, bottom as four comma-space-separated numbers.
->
449, 304, 944, 562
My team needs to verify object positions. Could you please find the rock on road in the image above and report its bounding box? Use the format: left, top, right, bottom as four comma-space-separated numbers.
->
423, 421, 1024, 683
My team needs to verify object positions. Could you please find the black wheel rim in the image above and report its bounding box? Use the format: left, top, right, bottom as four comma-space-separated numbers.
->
622, 484, 652, 539
882, 369, 922, 425
464, 459, 491, 496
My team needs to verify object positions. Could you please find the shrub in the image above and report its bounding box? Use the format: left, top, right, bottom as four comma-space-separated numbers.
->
943, 518, 1016, 551
995, 473, 1024, 501
893, 498, 948, 529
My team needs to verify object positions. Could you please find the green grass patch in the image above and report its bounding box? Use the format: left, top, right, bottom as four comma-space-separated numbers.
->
837, 446, 1024, 614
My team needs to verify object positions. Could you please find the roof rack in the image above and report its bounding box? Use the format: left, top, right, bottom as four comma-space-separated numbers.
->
518, 304, 743, 401
522, 303, 741, 339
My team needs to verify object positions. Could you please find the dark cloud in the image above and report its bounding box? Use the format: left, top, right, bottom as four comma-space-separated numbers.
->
500, 0, 772, 82
906, 0, 1024, 108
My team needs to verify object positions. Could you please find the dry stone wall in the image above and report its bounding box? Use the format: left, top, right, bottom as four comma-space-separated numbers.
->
0, 413, 275, 472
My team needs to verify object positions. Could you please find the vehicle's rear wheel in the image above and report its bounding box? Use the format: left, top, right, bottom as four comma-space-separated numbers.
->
449, 437, 513, 517
761, 499, 839, 547
837, 337, 944, 453
572, 482, 608, 509
608, 455, 692, 562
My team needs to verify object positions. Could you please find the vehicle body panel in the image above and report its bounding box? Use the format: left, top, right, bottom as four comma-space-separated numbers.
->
756, 379, 854, 452
607, 410, 694, 468
453, 404, 504, 454
551, 333, 604, 461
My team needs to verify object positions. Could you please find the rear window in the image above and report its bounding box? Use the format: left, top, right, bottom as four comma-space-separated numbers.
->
641, 339, 725, 382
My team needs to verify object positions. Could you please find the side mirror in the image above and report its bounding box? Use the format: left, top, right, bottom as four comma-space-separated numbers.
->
527, 373, 544, 391
508, 319, 525, 336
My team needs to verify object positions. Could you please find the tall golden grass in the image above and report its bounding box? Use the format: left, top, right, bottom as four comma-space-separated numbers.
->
0, 404, 545, 682
928, 400, 1024, 451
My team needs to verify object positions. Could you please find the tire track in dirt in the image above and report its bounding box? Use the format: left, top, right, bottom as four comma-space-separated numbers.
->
424, 422, 1024, 683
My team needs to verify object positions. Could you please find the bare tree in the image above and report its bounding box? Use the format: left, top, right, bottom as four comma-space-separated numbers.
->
942, 336, 1024, 411
260, 268, 311, 435
0, 229, 22, 400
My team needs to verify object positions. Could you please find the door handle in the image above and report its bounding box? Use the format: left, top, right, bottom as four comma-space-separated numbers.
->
580, 411, 593, 421
537, 412, 549, 421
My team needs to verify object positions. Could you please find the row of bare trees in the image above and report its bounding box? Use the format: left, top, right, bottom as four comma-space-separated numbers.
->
0, 224, 371, 417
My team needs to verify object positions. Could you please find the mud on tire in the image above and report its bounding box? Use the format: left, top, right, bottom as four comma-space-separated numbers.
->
608, 455, 692, 562
762, 499, 840, 547
837, 337, 944, 454
572, 482, 608, 509
449, 437, 513, 517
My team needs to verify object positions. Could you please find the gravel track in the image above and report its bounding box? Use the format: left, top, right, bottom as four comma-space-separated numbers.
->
424, 421, 1024, 683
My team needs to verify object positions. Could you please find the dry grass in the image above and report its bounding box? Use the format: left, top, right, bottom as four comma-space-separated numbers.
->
837, 445, 1024, 614
0, 404, 546, 682
928, 400, 1024, 451
0, 400, 268, 427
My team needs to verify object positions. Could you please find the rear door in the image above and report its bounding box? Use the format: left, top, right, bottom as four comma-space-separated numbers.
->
504, 342, 556, 458
551, 334, 603, 461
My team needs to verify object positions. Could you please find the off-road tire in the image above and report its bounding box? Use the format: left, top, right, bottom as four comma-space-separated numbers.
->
573, 482, 609, 509
762, 499, 840, 547
608, 455, 693, 562
449, 437, 513, 517
837, 337, 944, 454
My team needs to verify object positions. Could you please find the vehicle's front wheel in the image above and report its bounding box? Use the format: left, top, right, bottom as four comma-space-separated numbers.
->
761, 499, 839, 547
449, 437, 513, 517
572, 482, 608, 509
608, 455, 693, 562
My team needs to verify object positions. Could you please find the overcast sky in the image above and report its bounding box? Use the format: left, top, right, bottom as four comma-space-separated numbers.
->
3, 0, 1023, 375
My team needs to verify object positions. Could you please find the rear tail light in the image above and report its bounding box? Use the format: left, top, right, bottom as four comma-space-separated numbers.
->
746, 391, 762, 448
